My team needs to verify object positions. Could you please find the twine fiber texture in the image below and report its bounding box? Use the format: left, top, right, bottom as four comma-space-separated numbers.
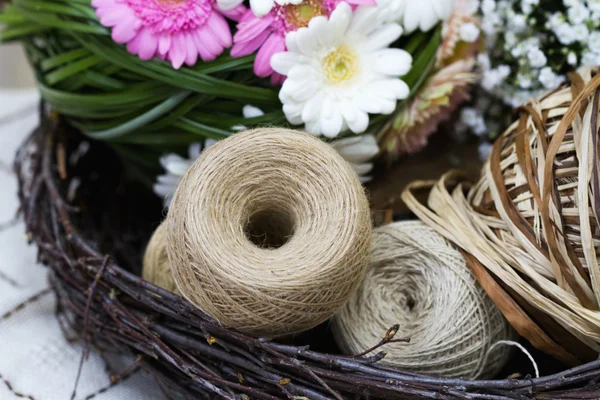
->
333, 221, 513, 379
403, 67, 600, 366
143, 222, 179, 294
166, 128, 371, 337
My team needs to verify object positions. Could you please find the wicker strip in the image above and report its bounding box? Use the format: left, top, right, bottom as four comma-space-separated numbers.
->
403, 68, 600, 365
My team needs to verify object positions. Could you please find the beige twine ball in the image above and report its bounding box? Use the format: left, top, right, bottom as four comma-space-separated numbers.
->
142, 222, 179, 293
333, 221, 514, 379
166, 128, 371, 337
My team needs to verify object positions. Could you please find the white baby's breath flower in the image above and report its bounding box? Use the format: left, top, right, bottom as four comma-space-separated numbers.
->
567, 3, 590, 24
521, 0, 539, 14
459, 22, 480, 42
509, 14, 527, 32
478, 142, 493, 161
272, 3, 412, 137
563, 0, 580, 7
547, 12, 565, 29
567, 51, 578, 65
517, 73, 532, 89
538, 67, 564, 89
589, 31, 600, 53
503, 31, 517, 47
527, 47, 547, 68
554, 23, 577, 44
582, 51, 600, 66
573, 24, 589, 41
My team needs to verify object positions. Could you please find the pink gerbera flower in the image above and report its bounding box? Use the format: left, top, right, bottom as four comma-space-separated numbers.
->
92, 0, 246, 69
230, 0, 374, 84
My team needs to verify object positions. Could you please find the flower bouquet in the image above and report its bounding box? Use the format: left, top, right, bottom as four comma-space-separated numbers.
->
0, 0, 480, 199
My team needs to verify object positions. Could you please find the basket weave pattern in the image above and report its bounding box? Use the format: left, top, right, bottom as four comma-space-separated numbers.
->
16, 113, 600, 399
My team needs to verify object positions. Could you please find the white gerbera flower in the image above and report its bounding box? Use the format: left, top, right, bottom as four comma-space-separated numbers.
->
217, 0, 301, 18
271, 3, 412, 137
378, 0, 454, 33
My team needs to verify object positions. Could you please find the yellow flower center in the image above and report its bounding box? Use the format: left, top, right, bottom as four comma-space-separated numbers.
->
284, 0, 325, 29
322, 45, 359, 85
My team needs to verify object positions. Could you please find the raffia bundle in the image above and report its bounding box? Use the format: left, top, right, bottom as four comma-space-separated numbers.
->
165, 128, 371, 337
402, 68, 600, 365
333, 221, 513, 379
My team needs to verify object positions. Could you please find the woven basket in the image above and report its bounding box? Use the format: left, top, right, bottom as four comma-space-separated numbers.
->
16, 111, 600, 399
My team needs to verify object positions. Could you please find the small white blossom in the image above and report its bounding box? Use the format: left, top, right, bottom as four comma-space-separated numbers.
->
522, 0, 539, 14
538, 67, 563, 89
481, 0, 496, 14
504, 31, 517, 47
509, 14, 527, 32
527, 47, 547, 68
567, 51, 578, 65
582, 51, 600, 66
563, 0, 580, 7
567, 3, 590, 24
573, 24, 589, 41
459, 22, 480, 42
477, 53, 491, 70
517, 73, 532, 89
589, 31, 600, 53
554, 23, 577, 44
478, 142, 493, 161
547, 13, 565, 29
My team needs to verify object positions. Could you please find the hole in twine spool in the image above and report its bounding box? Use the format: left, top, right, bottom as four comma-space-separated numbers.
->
244, 207, 296, 249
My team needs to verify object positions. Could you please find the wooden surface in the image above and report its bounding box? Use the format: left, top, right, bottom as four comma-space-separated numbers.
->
368, 132, 483, 215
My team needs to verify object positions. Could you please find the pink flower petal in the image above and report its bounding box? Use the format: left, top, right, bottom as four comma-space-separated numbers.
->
234, 13, 274, 43
219, 4, 248, 21
201, 26, 225, 59
270, 72, 285, 85
126, 31, 143, 55
158, 34, 172, 57
169, 33, 188, 69
231, 28, 271, 57
206, 12, 233, 48
192, 29, 220, 61
137, 27, 159, 60
98, 4, 134, 27
185, 32, 199, 66
111, 15, 139, 44
254, 33, 285, 77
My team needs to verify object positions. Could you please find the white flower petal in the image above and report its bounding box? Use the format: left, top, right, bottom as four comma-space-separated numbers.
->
349, 5, 381, 35
217, 0, 243, 11
305, 120, 321, 135
363, 24, 403, 51
301, 92, 325, 123
294, 27, 318, 56
370, 79, 410, 100
271, 51, 302, 75
309, 15, 333, 47
347, 110, 369, 133
331, 134, 379, 163
431, 0, 453, 20
328, 3, 352, 39
250, 0, 275, 17
352, 162, 374, 176
320, 99, 343, 137
242, 104, 265, 118
373, 49, 413, 76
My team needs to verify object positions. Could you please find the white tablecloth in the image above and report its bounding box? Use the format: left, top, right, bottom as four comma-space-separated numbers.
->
0, 89, 166, 400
